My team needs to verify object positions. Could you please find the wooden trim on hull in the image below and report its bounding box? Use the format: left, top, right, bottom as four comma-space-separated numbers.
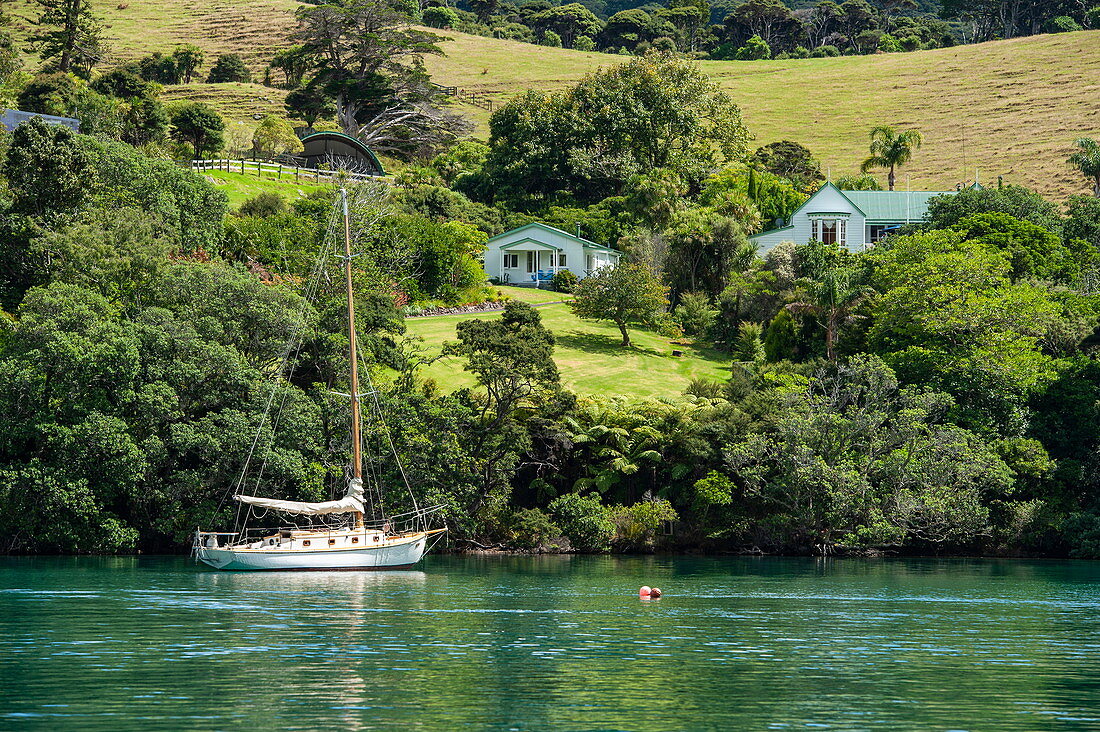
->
204, 564, 416, 572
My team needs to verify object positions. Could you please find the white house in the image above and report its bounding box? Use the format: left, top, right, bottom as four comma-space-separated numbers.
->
484, 223, 623, 286
750, 182, 957, 253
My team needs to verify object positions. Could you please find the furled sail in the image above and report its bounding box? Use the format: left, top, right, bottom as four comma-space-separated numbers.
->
235, 478, 364, 516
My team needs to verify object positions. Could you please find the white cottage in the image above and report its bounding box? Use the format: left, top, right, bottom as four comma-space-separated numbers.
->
750, 182, 956, 253
484, 223, 623, 286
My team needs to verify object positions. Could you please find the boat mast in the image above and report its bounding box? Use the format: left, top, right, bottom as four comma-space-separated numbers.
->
341, 188, 364, 529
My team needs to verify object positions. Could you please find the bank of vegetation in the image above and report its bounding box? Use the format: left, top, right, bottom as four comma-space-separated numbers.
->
2, 0, 1100, 558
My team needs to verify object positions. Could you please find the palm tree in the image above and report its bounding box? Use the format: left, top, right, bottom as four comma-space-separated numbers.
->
1069, 137, 1100, 197
860, 126, 923, 191
787, 266, 874, 361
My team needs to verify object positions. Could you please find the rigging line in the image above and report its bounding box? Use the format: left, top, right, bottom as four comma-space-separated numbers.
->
222, 191, 343, 523
242, 192, 345, 504
358, 344, 421, 519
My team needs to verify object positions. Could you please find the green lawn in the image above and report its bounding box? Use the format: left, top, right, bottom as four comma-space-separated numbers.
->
198, 168, 327, 208
406, 301, 731, 398
493, 285, 573, 304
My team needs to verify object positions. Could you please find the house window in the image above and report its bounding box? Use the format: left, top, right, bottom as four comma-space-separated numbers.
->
867, 225, 898, 244
586, 255, 593, 272
812, 218, 846, 247
503, 253, 519, 269
558, 253, 567, 267
526, 251, 535, 273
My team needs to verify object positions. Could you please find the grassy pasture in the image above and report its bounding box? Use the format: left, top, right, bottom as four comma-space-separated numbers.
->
406, 287, 730, 398
423, 29, 1100, 198
6, 0, 1098, 197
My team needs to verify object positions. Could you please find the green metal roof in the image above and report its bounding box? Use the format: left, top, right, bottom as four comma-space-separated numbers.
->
489, 222, 620, 254
841, 190, 954, 223
299, 131, 386, 174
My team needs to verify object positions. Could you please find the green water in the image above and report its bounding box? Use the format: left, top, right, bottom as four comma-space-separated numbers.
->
3, 555, 1100, 730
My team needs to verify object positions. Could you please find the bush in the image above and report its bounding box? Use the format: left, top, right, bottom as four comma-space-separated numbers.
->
879, 33, 902, 52
502, 508, 565, 551
574, 35, 596, 52
551, 269, 578, 293
735, 35, 771, 60
207, 54, 251, 84
542, 30, 562, 47
900, 35, 921, 51
548, 493, 615, 552
674, 291, 716, 337
422, 5, 459, 27
792, 45, 810, 58
611, 499, 677, 550
684, 377, 723, 399
1044, 15, 1082, 32
811, 45, 840, 57
239, 192, 286, 218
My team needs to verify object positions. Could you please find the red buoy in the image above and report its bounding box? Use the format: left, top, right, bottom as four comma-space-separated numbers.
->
639, 585, 651, 597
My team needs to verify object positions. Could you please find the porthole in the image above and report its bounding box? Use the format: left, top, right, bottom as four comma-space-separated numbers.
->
351, 537, 359, 544
373, 535, 380, 542
302, 540, 310, 547
328, 538, 336, 546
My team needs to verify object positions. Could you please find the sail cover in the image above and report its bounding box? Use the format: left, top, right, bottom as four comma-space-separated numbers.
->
235, 478, 365, 515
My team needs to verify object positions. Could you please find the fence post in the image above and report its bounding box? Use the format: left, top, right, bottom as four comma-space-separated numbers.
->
278, 164, 282, 180
241, 159, 245, 175
295, 167, 299, 182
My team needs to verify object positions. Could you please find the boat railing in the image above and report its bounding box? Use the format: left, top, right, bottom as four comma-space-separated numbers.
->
201, 505, 447, 545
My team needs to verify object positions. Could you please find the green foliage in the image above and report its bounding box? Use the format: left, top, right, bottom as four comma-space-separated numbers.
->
551, 269, 579, 293
206, 54, 251, 83
542, 29, 563, 46
501, 507, 564, 550
860, 125, 923, 190
869, 231, 1060, 434
169, 102, 225, 159
693, 470, 733, 510
16, 72, 79, 116
835, 173, 883, 190
484, 54, 750, 207
763, 308, 798, 361
239, 192, 287, 218
252, 115, 303, 158
2, 117, 94, 220
674, 291, 717, 337
924, 184, 1063, 235
752, 140, 823, 187
736, 34, 771, 59
611, 498, 677, 549
549, 492, 615, 551
1068, 137, 1100, 196
570, 263, 670, 346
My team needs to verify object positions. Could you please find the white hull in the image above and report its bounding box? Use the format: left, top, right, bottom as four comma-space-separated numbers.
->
194, 529, 441, 571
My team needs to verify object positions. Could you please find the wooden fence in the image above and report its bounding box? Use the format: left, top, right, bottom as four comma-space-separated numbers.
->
431, 82, 495, 112
190, 158, 385, 183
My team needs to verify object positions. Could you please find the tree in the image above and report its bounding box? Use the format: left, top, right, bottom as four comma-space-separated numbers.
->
206, 54, 251, 83
570, 263, 670, 346
532, 4, 603, 47
28, 0, 109, 76
860, 125, 923, 191
753, 140, 823, 185
172, 44, 205, 84
665, 208, 754, 299
170, 102, 225, 159
15, 72, 79, 116
469, 0, 501, 24
284, 82, 336, 128
295, 0, 469, 158
787, 247, 873, 360
251, 114, 304, 158
269, 45, 313, 88
1, 116, 95, 219
1068, 137, 1100, 197
726, 0, 797, 48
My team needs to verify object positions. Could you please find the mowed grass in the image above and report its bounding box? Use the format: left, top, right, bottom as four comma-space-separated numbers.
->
492, 285, 572, 304
7, 0, 1098, 196
406, 297, 731, 398
200, 168, 326, 207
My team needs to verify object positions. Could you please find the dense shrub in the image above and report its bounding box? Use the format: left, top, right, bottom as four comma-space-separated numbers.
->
551, 269, 578, 293
549, 493, 615, 552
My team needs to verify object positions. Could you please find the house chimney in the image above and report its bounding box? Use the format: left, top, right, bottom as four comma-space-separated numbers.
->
576, 223, 582, 239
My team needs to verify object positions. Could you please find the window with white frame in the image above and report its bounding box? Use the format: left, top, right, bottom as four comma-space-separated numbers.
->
558, 252, 567, 266
811, 218, 846, 246
503, 253, 519, 269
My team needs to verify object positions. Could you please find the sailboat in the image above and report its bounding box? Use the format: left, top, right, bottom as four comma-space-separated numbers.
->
193, 188, 446, 571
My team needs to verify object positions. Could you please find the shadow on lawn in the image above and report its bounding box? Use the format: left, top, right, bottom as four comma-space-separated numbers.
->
554, 330, 728, 364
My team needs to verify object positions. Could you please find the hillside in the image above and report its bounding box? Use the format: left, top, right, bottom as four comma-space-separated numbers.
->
5, 0, 1098, 197
422, 29, 1100, 198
